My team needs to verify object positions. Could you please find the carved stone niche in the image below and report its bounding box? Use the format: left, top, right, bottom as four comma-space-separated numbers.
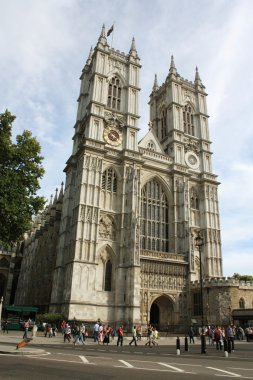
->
99, 214, 116, 241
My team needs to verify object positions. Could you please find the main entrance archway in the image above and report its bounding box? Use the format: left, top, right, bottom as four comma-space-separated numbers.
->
149, 295, 174, 329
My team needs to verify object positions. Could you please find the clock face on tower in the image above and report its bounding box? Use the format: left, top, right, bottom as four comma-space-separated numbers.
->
103, 126, 122, 146
185, 151, 200, 170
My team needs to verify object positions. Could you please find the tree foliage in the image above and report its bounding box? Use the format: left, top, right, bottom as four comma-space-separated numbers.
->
0, 110, 45, 245
36, 313, 65, 324
233, 273, 253, 282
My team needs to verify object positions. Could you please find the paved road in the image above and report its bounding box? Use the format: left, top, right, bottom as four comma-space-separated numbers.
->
1, 331, 253, 379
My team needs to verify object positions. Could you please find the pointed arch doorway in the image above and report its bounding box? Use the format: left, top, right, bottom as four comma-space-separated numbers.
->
149, 295, 174, 329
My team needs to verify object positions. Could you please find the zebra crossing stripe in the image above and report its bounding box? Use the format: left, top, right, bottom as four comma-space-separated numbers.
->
206, 367, 241, 377
79, 356, 90, 364
159, 363, 184, 372
118, 360, 134, 368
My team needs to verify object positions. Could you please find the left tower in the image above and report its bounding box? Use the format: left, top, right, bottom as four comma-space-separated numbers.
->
50, 26, 141, 324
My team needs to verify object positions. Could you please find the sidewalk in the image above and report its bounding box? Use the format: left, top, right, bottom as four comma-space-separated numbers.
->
0, 330, 196, 347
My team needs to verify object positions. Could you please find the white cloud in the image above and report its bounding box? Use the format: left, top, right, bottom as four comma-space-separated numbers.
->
1, 0, 253, 276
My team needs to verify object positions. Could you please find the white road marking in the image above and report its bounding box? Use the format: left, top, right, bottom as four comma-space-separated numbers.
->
229, 368, 253, 371
26, 356, 86, 364
130, 359, 201, 367
159, 363, 184, 372
207, 367, 241, 377
79, 355, 89, 364
118, 360, 134, 368
115, 366, 196, 374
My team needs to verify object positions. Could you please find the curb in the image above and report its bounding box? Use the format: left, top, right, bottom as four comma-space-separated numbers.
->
0, 345, 47, 356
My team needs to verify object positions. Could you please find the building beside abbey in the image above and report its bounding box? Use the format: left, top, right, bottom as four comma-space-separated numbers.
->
2, 26, 253, 330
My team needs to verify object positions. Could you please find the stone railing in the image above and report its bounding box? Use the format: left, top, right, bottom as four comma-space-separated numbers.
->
139, 148, 173, 164
190, 277, 253, 288
140, 249, 187, 263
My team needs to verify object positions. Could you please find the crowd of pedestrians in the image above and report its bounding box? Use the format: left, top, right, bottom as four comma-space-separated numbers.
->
187, 324, 253, 350
4, 316, 251, 348
50, 320, 160, 347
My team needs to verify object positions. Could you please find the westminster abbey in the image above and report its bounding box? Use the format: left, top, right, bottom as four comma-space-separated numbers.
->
11, 26, 252, 330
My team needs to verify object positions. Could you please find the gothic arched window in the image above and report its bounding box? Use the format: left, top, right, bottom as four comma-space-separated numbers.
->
239, 297, 245, 309
104, 260, 112, 291
183, 105, 195, 136
102, 168, 117, 193
140, 179, 169, 252
107, 76, 122, 111
161, 109, 167, 139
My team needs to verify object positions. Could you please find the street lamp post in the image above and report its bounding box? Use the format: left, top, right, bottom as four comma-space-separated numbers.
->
0, 296, 3, 331
195, 232, 206, 354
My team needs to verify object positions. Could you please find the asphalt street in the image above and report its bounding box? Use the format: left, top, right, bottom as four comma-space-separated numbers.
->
1, 331, 253, 379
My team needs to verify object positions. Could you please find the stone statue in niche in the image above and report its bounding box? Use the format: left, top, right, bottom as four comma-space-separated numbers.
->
99, 215, 116, 240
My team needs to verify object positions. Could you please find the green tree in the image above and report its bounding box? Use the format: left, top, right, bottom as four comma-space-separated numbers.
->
0, 110, 45, 245
233, 273, 253, 282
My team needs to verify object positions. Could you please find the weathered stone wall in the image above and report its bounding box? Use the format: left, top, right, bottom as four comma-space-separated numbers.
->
190, 278, 253, 326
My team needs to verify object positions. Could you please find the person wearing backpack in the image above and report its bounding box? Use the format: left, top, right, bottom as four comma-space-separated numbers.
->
214, 326, 222, 350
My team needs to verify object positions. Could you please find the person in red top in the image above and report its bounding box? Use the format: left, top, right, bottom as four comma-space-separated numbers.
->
117, 325, 124, 346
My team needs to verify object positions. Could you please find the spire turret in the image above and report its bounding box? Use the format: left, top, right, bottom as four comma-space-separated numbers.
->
129, 37, 139, 59
97, 24, 107, 48
152, 74, 159, 92
130, 37, 137, 52
100, 24, 106, 39
53, 188, 58, 204
194, 66, 203, 86
169, 55, 177, 75
57, 182, 64, 203
86, 46, 93, 65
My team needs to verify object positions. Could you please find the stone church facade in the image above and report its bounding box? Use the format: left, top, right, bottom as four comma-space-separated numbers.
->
14, 26, 253, 330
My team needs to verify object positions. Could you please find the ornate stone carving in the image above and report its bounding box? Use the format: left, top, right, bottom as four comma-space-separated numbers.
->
104, 111, 125, 129
141, 260, 187, 291
99, 214, 116, 240
184, 138, 200, 155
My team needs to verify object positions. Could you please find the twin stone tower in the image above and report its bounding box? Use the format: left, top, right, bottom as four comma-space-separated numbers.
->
16, 26, 223, 329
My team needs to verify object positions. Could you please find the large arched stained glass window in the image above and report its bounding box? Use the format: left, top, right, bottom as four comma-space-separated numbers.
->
140, 180, 169, 252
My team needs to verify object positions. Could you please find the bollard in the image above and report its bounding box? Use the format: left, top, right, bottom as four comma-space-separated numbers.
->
176, 336, 181, 355
223, 337, 228, 357
184, 336, 189, 352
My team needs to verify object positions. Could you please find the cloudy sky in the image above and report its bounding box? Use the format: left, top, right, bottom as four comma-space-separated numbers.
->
1, 0, 253, 277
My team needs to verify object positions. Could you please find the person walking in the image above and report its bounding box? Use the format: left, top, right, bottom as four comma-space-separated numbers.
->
117, 325, 124, 346
129, 325, 137, 346
188, 326, 195, 344
214, 326, 222, 350
23, 320, 30, 339
226, 325, 235, 351
145, 325, 154, 347
93, 321, 99, 342
152, 327, 159, 346
103, 325, 111, 346
3, 319, 8, 334
74, 325, 85, 345
64, 324, 72, 342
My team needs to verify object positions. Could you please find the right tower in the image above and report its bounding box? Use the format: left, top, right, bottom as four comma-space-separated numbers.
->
149, 56, 223, 280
